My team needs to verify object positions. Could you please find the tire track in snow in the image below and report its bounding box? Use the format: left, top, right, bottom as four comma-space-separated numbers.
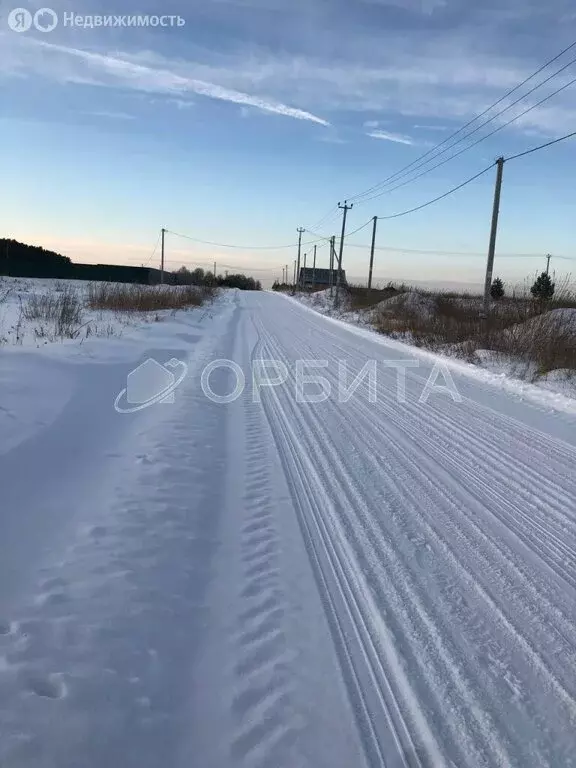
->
227, 330, 302, 768
254, 317, 444, 768
253, 298, 576, 766
271, 308, 576, 665
256, 320, 502, 766
278, 304, 576, 596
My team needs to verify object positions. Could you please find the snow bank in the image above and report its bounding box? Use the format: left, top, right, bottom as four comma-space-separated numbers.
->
0, 277, 225, 454
0, 276, 211, 349
504, 307, 576, 337
0, 277, 139, 347
285, 291, 576, 413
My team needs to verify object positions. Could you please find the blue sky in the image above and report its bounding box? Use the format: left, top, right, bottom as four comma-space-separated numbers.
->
1, 0, 576, 288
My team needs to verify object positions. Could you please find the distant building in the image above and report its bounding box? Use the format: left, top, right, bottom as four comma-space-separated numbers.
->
298, 267, 347, 290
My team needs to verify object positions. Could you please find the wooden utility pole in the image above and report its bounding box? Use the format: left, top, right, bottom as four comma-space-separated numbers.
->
368, 216, 378, 290
483, 158, 505, 315
329, 236, 335, 296
546, 254, 552, 275
335, 201, 353, 307
296, 227, 304, 291
312, 244, 317, 289
160, 227, 166, 284
303, 253, 307, 289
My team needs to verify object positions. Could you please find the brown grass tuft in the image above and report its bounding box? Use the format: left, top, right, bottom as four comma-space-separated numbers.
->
86, 283, 215, 312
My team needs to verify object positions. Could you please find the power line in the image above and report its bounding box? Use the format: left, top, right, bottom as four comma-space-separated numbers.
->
304, 228, 333, 241
308, 206, 340, 232
505, 128, 576, 161
165, 228, 325, 250
376, 163, 495, 220
306, 218, 373, 244
362, 54, 576, 200
355, 69, 576, 206
157, 258, 280, 272
346, 39, 576, 204
344, 218, 375, 238
337, 245, 576, 260
143, 231, 161, 266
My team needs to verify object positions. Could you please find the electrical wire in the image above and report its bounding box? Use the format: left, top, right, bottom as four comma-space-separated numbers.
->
356, 72, 576, 207
340, 245, 576, 260
143, 231, 161, 266
354, 54, 576, 201
308, 206, 340, 232
356, 71, 576, 206
165, 229, 325, 250
343, 218, 375, 238
305, 218, 373, 245
159, 258, 280, 272
346, 39, 576, 204
505, 129, 576, 161
376, 163, 495, 220
145, 122, 576, 274
304, 228, 333, 241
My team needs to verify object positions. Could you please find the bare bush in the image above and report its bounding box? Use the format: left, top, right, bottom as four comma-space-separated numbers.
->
22, 284, 84, 339
492, 310, 576, 375
86, 283, 215, 312
375, 289, 576, 375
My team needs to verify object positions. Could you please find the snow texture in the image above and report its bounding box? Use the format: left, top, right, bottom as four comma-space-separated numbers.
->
1, 288, 576, 767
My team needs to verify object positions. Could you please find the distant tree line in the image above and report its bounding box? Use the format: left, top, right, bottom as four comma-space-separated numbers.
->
2, 238, 71, 271
1, 238, 261, 289
1, 238, 162, 284
173, 266, 261, 290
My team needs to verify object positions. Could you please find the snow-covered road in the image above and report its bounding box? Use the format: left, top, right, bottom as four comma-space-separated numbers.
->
1, 289, 576, 767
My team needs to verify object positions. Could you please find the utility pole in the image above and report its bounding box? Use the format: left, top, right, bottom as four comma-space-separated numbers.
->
160, 227, 166, 284
285, 264, 288, 285
545, 254, 552, 275
303, 253, 307, 289
312, 244, 317, 290
368, 216, 378, 291
329, 236, 335, 297
483, 157, 505, 316
335, 201, 353, 307
296, 227, 304, 292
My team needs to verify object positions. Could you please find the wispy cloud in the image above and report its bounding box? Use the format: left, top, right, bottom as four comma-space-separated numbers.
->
87, 110, 135, 120
360, 0, 447, 15
366, 129, 415, 145
169, 98, 195, 110
3, 1, 576, 139
5, 38, 329, 126
317, 132, 347, 144
413, 123, 448, 131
